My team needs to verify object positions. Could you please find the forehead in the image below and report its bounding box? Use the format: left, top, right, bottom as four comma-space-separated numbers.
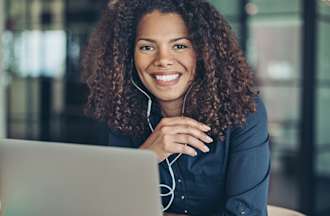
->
136, 10, 189, 39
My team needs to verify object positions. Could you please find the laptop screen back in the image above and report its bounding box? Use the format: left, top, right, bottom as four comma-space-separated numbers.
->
0, 139, 162, 216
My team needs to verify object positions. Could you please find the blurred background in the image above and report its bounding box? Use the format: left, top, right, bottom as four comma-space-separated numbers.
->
0, 0, 329, 215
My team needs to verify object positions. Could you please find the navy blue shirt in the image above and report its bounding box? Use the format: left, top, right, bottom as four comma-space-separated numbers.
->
108, 96, 270, 216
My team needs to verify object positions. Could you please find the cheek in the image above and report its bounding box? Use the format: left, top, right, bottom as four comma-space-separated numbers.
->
134, 53, 152, 86
134, 53, 152, 73
134, 52, 142, 70
181, 54, 197, 76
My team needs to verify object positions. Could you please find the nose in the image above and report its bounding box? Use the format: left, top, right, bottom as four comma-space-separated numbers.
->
153, 47, 174, 67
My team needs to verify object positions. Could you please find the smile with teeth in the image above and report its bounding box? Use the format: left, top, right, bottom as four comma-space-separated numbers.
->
152, 73, 181, 86
154, 74, 180, 81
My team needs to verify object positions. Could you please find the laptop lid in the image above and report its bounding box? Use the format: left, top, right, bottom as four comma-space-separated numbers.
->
0, 139, 162, 216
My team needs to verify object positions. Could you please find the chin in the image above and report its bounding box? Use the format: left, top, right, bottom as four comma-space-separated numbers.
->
154, 92, 184, 102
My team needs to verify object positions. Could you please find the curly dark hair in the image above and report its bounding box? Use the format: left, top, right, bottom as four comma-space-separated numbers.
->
82, 0, 258, 141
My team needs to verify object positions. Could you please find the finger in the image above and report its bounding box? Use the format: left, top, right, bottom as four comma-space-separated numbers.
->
162, 136, 197, 157
158, 116, 211, 132
174, 134, 210, 153
170, 143, 198, 157
160, 125, 213, 144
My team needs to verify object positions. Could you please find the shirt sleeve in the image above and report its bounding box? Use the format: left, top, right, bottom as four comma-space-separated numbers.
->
215, 96, 271, 216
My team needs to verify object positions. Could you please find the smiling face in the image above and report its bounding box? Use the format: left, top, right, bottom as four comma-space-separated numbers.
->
134, 10, 197, 112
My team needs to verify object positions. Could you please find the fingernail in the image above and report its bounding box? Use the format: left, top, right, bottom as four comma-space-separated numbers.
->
206, 136, 213, 143
194, 151, 198, 156
203, 146, 210, 152
203, 125, 211, 131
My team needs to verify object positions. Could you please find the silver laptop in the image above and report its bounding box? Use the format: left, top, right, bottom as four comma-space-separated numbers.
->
0, 139, 162, 216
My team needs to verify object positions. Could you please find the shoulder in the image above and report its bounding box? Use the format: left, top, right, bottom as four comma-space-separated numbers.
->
229, 95, 269, 151
245, 95, 268, 129
235, 95, 268, 132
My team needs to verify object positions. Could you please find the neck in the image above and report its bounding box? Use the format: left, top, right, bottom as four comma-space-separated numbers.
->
159, 100, 183, 117
158, 84, 193, 117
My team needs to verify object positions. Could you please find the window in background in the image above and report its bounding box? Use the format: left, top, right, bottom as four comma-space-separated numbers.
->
3, 0, 108, 142
0, 0, 6, 138
246, 0, 302, 210
248, 18, 302, 81
209, 0, 240, 38
316, 1, 330, 215
210, 0, 239, 17
250, 0, 300, 14
320, 0, 330, 16
316, 23, 330, 174
3, 0, 66, 140
4, 30, 66, 78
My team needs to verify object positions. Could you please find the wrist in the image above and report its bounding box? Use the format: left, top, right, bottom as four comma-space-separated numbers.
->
139, 143, 164, 163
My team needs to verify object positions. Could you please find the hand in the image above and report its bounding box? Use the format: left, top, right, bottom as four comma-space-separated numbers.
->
140, 116, 213, 162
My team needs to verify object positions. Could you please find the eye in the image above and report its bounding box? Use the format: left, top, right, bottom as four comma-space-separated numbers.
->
173, 44, 190, 51
139, 45, 154, 51
173, 44, 189, 50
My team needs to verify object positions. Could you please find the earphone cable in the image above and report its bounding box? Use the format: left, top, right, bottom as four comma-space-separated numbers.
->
131, 77, 192, 211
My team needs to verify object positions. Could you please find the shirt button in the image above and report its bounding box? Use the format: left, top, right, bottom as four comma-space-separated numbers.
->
181, 195, 185, 200
178, 179, 182, 183
184, 210, 188, 214
238, 202, 248, 215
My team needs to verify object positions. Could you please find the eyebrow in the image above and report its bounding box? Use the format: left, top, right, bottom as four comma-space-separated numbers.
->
136, 36, 191, 43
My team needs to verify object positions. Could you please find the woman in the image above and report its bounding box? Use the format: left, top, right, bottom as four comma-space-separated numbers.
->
82, 0, 270, 215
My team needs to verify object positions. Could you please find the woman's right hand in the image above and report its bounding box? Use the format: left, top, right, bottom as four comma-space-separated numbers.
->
139, 116, 213, 162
